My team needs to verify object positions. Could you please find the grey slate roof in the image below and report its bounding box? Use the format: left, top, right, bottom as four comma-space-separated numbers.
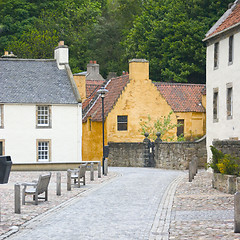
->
0, 59, 79, 104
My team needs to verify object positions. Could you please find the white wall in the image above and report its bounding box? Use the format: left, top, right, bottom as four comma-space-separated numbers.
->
0, 104, 82, 164
206, 31, 240, 161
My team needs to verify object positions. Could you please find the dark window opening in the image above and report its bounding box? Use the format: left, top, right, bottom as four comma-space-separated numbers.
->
214, 42, 219, 68
213, 91, 218, 121
229, 35, 233, 63
227, 87, 233, 118
117, 115, 128, 131
177, 119, 184, 137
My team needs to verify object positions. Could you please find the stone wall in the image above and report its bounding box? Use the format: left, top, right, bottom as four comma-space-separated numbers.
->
108, 142, 144, 167
213, 140, 240, 159
108, 136, 207, 170
155, 138, 207, 170
212, 173, 240, 194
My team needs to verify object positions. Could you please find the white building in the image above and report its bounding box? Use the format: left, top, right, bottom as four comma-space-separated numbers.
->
0, 42, 82, 169
203, 0, 240, 161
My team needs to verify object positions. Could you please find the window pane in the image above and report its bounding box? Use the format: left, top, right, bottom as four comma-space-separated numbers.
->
227, 87, 233, 117
117, 115, 128, 131
117, 116, 127, 123
214, 42, 219, 68
229, 36, 233, 63
177, 120, 184, 137
38, 141, 49, 161
37, 106, 50, 126
213, 91, 218, 120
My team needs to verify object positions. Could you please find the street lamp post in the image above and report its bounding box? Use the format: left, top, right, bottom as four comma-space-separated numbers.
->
97, 87, 108, 175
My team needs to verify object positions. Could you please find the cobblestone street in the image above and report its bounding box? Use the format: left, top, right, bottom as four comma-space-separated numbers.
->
169, 170, 240, 240
1, 168, 240, 239
0, 169, 117, 239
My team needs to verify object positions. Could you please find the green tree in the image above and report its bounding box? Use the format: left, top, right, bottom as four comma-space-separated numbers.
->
7, 29, 58, 59
124, 0, 233, 83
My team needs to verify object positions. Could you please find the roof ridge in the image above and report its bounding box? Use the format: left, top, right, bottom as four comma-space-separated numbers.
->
0, 58, 56, 62
153, 82, 206, 86
204, 0, 240, 40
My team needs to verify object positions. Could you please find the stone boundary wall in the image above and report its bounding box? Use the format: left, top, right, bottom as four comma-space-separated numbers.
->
108, 142, 144, 167
155, 138, 206, 170
213, 140, 240, 159
212, 173, 240, 194
108, 136, 207, 170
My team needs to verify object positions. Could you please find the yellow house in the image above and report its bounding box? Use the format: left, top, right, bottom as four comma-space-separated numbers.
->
77, 59, 206, 162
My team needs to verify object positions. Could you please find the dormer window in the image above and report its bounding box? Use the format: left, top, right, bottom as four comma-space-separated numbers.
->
214, 42, 219, 69
229, 35, 234, 64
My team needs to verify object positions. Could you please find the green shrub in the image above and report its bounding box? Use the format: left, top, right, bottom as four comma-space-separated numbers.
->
207, 146, 240, 176
217, 154, 240, 175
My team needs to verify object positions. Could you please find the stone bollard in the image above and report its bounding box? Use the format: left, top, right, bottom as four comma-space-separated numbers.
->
14, 183, 21, 214
104, 159, 108, 176
90, 163, 94, 181
56, 172, 61, 196
67, 169, 71, 191
234, 192, 240, 232
189, 161, 193, 182
98, 162, 101, 178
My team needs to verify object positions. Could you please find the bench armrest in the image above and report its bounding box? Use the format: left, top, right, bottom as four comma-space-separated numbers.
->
22, 182, 38, 187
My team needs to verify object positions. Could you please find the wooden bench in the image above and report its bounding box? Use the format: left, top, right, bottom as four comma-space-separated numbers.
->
22, 173, 52, 205
78, 161, 102, 178
70, 164, 87, 188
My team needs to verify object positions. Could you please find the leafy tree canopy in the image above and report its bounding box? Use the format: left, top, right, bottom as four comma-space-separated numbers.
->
0, 0, 233, 82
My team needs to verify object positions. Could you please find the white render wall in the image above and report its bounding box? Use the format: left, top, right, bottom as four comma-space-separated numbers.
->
206, 31, 240, 161
0, 104, 82, 164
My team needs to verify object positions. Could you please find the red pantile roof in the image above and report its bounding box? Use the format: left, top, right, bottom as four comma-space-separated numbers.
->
154, 82, 206, 112
205, 1, 240, 39
86, 80, 105, 98
83, 75, 129, 122
83, 76, 206, 122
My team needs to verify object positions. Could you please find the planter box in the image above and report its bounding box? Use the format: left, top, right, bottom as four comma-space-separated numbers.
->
212, 173, 237, 194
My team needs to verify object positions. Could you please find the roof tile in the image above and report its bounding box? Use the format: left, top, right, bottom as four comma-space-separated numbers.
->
154, 82, 206, 112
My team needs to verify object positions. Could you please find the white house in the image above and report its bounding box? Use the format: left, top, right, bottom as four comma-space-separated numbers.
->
203, 0, 240, 161
0, 41, 82, 170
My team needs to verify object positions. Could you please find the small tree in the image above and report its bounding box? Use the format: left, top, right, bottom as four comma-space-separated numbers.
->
139, 111, 181, 141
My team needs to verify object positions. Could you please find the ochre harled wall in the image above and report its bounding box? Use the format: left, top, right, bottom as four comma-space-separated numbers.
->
106, 60, 177, 142
82, 119, 107, 162
73, 75, 86, 101
81, 60, 206, 161
176, 112, 206, 140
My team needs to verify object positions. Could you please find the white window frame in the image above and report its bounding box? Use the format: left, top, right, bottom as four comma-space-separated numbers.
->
0, 140, 5, 156
0, 105, 3, 128
37, 140, 51, 162
36, 105, 51, 128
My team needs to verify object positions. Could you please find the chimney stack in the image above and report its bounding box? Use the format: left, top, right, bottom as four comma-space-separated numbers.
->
129, 59, 149, 81
54, 41, 69, 69
1, 51, 17, 58
86, 61, 104, 81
